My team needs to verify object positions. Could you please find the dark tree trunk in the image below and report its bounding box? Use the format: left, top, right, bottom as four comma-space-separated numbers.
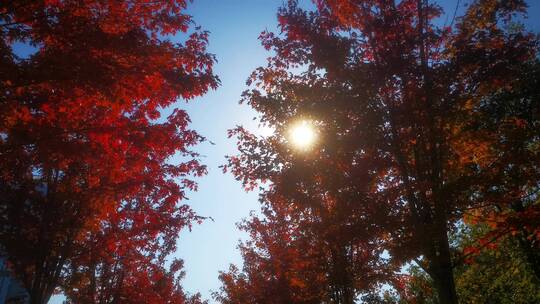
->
517, 230, 540, 280
431, 255, 458, 304
415, 0, 458, 299
28, 257, 63, 304
427, 223, 458, 304
29, 281, 46, 304
329, 247, 355, 304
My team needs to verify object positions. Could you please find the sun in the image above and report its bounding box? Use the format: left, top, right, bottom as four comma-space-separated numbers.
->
289, 120, 316, 149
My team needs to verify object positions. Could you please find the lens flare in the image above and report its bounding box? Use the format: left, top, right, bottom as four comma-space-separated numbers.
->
289, 120, 316, 149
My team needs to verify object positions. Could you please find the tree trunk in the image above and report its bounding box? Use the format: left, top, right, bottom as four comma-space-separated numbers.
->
428, 224, 458, 304
29, 267, 59, 304
29, 286, 45, 304
517, 231, 540, 280
431, 260, 458, 304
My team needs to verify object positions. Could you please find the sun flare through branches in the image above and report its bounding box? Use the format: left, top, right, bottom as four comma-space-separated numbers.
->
288, 120, 317, 150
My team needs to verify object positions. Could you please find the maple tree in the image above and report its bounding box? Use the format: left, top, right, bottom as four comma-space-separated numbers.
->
0, 1, 217, 303
215, 202, 329, 304
215, 189, 390, 304
61, 188, 206, 304
456, 59, 540, 279
224, 0, 538, 303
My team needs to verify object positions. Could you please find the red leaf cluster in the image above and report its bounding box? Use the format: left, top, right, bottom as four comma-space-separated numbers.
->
0, 1, 217, 303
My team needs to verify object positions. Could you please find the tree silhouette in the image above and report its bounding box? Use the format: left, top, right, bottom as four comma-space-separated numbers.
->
0, 1, 217, 303
224, 1, 538, 303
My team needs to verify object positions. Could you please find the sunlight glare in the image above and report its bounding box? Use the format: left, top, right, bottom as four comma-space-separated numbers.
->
289, 120, 316, 149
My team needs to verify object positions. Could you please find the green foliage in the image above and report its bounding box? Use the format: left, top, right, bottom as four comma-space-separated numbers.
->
454, 224, 540, 304
398, 223, 540, 304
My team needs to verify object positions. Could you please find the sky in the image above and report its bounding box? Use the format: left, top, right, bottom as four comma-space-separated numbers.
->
170, 0, 284, 300
36, 0, 540, 303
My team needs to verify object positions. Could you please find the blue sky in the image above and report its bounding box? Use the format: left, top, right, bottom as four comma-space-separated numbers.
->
171, 0, 283, 300
38, 0, 540, 303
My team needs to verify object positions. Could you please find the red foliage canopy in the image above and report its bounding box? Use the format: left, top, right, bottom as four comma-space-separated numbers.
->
223, 0, 538, 303
0, 1, 217, 303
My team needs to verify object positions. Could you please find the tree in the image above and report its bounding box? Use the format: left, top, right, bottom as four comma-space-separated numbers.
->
225, 1, 537, 303
61, 190, 205, 303
456, 60, 540, 280
215, 190, 389, 304
455, 223, 540, 304
215, 202, 329, 304
0, 1, 218, 303
383, 222, 540, 304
